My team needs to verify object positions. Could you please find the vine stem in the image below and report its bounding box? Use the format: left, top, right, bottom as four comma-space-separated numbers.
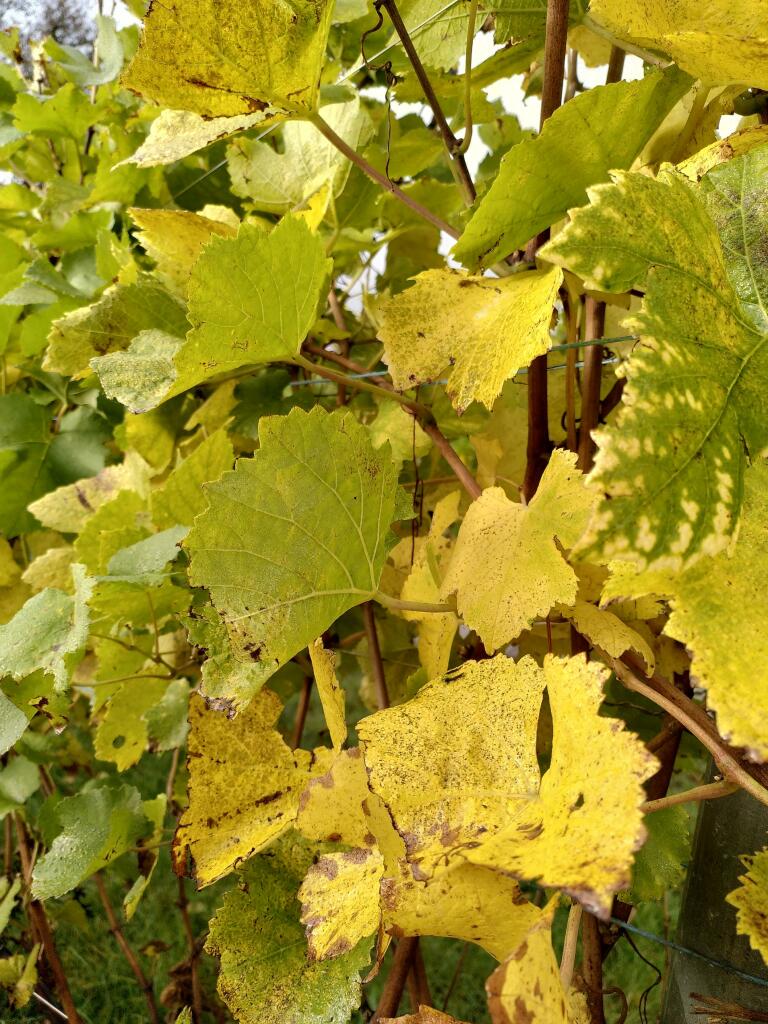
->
379, 0, 475, 205
294, 353, 431, 416
522, 0, 570, 501
363, 601, 390, 711
14, 815, 81, 1024
372, 936, 419, 1020
176, 875, 203, 1023
581, 912, 606, 1024
302, 345, 483, 499
94, 872, 160, 1024
560, 903, 583, 987
454, 0, 480, 157
612, 659, 768, 810
375, 591, 455, 614
642, 780, 739, 814
292, 675, 314, 749
309, 113, 460, 238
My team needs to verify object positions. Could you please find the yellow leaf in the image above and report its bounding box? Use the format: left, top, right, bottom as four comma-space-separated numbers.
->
299, 848, 385, 960
442, 451, 596, 650
123, 0, 333, 118
559, 599, 655, 673
123, 109, 269, 168
381, 1009, 471, 1024
378, 266, 562, 412
383, 859, 543, 961
677, 125, 768, 182
360, 654, 655, 915
487, 908, 589, 1024
173, 691, 313, 886
22, 547, 76, 595
130, 208, 237, 296
296, 747, 375, 849
309, 638, 347, 751
401, 491, 461, 679
590, 0, 768, 89
727, 848, 768, 966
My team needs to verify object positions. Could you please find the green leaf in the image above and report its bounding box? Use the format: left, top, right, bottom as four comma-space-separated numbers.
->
44, 15, 124, 87
0, 757, 39, 817
187, 406, 406, 701
12, 83, 102, 139
452, 67, 689, 269
205, 837, 372, 1024
378, 265, 562, 412
542, 152, 768, 568
627, 807, 690, 903
106, 525, 188, 583
123, 0, 334, 119
590, 0, 768, 89
0, 691, 29, 756
44, 275, 187, 378
0, 395, 110, 536
31, 783, 149, 900
0, 564, 93, 691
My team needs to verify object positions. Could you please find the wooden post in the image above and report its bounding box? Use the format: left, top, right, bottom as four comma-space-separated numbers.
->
661, 771, 768, 1021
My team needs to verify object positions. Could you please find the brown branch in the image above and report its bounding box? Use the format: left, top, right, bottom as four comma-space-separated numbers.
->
364, 602, 390, 710
94, 872, 160, 1024
310, 113, 460, 238
581, 913, 605, 1024
563, 290, 580, 452
605, 45, 626, 85
372, 937, 419, 1021
577, 298, 605, 472
328, 287, 350, 406
522, 0, 570, 500
379, 0, 476, 205
15, 816, 81, 1024
410, 942, 432, 1008
177, 875, 203, 1024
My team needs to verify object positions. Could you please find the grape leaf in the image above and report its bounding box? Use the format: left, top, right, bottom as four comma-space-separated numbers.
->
296, 748, 375, 849
359, 654, 655, 916
441, 451, 595, 650
32, 783, 149, 900
378, 265, 562, 412
123, 794, 167, 921
123, 0, 334, 119
452, 68, 689, 269
541, 155, 768, 568
206, 837, 372, 1024
560, 599, 655, 674
602, 460, 768, 761
129, 207, 237, 296
380, 1011, 470, 1024
727, 847, 768, 965
151, 431, 234, 529
299, 848, 384, 960
228, 98, 371, 214
308, 638, 347, 752
44, 275, 187, 377
590, 0, 768, 89
0, 564, 93, 691
627, 806, 690, 903
487, 907, 589, 1023
94, 675, 170, 771
187, 407, 406, 701
172, 691, 315, 886
123, 109, 270, 168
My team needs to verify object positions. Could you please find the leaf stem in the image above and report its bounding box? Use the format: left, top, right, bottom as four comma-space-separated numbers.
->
642, 780, 739, 814
577, 297, 605, 472
560, 903, 583, 987
309, 112, 460, 237
363, 601, 390, 710
374, 591, 455, 614
94, 872, 160, 1024
454, 0, 480, 157
294, 353, 428, 414
379, 0, 476, 204
612, 659, 768, 810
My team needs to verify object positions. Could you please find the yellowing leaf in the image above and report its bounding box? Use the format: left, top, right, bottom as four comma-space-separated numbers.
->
123, 109, 269, 168
151, 430, 234, 530
381, 1011, 471, 1024
442, 451, 595, 650
123, 0, 333, 118
296, 748, 378, 849
309, 639, 347, 751
360, 654, 654, 915
130, 208, 237, 296
560, 599, 655, 673
172, 691, 313, 886
94, 675, 169, 771
187, 407, 406, 705
727, 847, 768, 966
299, 848, 384, 960
378, 266, 562, 412
602, 460, 768, 761
27, 452, 152, 534
206, 838, 372, 1024
590, 0, 768, 89
541, 153, 768, 569
487, 908, 588, 1024
677, 125, 768, 183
